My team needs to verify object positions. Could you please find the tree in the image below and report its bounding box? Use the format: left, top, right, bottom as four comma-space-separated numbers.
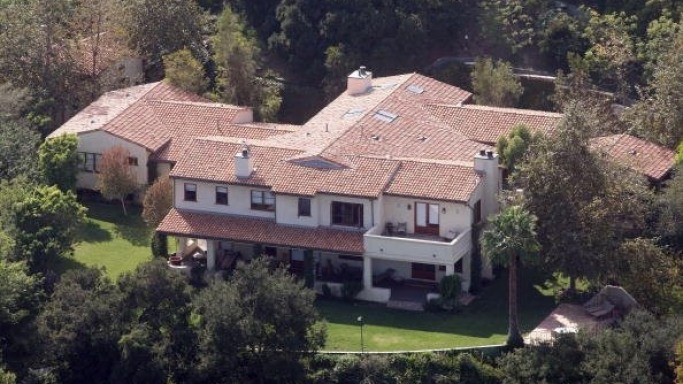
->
121, 0, 204, 69
496, 124, 540, 177
213, 6, 259, 106
516, 102, 650, 291
10, 185, 86, 272
163, 48, 208, 94
481, 205, 540, 348
609, 238, 683, 315
0, 118, 40, 181
193, 257, 325, 383
38, 134, 79, 192
142, 176, 172, 227
36, 268, 124, 384
112, 261, 196, 384
97, 146, 138, 215
471, 58, 523, 107
0, 260, 43, 371
624, 29, 683, 147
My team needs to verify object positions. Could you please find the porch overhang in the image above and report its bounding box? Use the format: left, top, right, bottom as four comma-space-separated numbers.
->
158, 209, 364, 254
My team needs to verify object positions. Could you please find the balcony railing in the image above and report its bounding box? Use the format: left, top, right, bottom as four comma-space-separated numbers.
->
363, 225, 471, 264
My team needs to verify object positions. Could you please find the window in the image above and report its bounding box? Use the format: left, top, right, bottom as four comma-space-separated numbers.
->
78, 152, 101, 173
128, 157, 138, 166
298, 197, 311, 217
331, 202, 363, 227
215, 186, 228, 205
251, 190, 275, 211
184, 183, 197, 202
473, 200, 482, 224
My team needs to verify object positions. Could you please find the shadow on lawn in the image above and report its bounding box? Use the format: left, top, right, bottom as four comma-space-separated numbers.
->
81, 202, 151, 247
76, 220, 112, 243
45, 255, 88, 276
317, 267, 556, 338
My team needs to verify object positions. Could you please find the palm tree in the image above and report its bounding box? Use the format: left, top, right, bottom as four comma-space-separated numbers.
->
482, 205, 540, 348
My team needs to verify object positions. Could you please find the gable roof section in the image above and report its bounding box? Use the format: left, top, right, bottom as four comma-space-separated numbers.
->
427, 104, 562, 145
170, 139, 400, 198
384, 161, 482, 203
590, 134, 675, 181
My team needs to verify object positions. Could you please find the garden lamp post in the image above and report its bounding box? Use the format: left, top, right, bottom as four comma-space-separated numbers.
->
357, 316, 364, 353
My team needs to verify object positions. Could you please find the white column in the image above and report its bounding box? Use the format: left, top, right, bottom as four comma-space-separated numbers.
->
445, 263, 454, 276
176, 237, 187, 258
363, 256, 373, 289
206, 240, 216, 271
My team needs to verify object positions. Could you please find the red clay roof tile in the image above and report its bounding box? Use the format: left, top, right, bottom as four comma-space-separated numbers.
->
590, 134, 675, 181
158, 208, 365, 254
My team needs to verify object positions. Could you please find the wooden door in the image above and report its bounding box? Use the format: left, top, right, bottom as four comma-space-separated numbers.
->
415, 202, 440, 235
411, 263, 436, 280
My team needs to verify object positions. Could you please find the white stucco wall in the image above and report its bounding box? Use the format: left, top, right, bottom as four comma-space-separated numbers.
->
381, 196, 471, 238
173, 178, 275, 219
275, 194, 320, 227
76, 130, 149, 190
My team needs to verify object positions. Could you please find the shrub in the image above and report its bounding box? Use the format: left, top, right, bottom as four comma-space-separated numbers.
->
341, 281, 362, 302
439, 274, 462, 301
150, 232, 168, 258
321, 283, 332, 299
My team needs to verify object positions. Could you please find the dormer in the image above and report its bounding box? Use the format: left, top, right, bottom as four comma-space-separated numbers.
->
235, 144, 253, 178
347, 66, 372, 95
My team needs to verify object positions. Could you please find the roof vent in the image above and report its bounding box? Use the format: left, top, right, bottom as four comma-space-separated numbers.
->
407, 84, 424, 94
479, 149, 487, 156
417, 136, 428, 142
374, 110, 398, 123
486, 150, 494, 159
370, 134, 380, 141
629, 150, 638, 155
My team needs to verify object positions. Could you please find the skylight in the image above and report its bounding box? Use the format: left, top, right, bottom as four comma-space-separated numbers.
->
342, 108, 365, 120
374, 110, 398, 123
407, 84, 424, 94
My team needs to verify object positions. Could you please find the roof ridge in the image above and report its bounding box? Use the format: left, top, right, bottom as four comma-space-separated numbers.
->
443, 103, 563, 117
144, 98, 248, 110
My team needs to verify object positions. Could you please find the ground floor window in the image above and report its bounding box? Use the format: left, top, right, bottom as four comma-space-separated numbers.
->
411, 263, 435, 280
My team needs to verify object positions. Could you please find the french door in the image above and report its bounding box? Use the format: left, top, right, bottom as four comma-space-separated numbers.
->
415, 202, 440, 235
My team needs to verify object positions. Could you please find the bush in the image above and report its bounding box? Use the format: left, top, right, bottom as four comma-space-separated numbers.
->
439, 274, 462, 300
341, 281, 362, 302
321, 283, 332, 299
150, 232, 168, 258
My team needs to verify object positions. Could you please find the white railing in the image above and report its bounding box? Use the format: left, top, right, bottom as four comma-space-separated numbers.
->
363, 226, 471, 264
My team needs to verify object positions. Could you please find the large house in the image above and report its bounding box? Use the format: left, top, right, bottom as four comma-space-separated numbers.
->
49, 67, 673, 304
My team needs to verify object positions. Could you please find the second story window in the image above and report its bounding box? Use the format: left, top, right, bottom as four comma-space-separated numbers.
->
128, 157, 138, 166
331, 201, 363, 227
298, 197, 311, 217
215, 186, 228, 205
184, 183, 197, 202
251, 190, 275, 211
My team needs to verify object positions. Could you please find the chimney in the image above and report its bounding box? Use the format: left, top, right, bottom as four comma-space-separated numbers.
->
347, 65, 373, 95
235, 144, 253, 178
473, 149, 501, 223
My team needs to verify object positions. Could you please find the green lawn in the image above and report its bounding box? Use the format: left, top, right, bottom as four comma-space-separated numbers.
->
318, 268, 558, 352
51, 202, 154, 279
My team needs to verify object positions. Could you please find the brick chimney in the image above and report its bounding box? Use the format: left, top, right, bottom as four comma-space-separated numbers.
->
347, 66, 372, 95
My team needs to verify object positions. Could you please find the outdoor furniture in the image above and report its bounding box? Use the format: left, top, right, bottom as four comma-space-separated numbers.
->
396, 222, 407, 236
385, 222, 394, 236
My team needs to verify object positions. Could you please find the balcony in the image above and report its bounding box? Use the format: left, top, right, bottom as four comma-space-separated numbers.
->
363, 225, 472, 264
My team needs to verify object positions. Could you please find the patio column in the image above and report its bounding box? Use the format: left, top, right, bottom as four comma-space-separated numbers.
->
462, 251, 472, 292
363, 256, 373, 289
206, 240, 216, 271
176, 237, 188, 258
445, 263, 454, 276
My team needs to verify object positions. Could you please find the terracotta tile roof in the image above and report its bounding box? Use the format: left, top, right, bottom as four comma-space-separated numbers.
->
385, 161, 482, 202
170, 139, 399, 198
590, 134, 675, 181
158, 208, 365, 254
47, 82, 158, 137
427, 104, 562, 145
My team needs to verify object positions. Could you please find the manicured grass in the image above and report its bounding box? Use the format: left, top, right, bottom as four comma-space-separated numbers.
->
51, 202, 154, 279
317, 268, 557, 351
